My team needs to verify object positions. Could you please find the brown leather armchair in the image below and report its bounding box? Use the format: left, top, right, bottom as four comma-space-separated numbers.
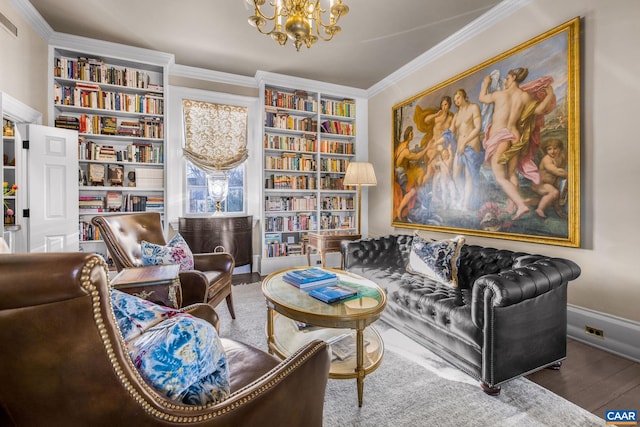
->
0, 252, 331, 426
92, 212, 236, 318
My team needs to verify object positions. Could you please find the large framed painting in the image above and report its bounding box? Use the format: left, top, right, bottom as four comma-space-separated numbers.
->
391, 18, 580, 247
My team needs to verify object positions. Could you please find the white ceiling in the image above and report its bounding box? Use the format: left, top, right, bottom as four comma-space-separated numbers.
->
24, 0, 503, 90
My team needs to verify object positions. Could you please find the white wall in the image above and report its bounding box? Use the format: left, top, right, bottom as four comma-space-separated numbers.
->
367, 0, 640, 322
0, 0, 47, 118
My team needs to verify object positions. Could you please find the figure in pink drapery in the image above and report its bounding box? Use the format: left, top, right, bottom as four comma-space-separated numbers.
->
479, 68, 556, 220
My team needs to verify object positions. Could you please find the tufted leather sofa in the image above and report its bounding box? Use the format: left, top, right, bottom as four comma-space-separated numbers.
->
342, 234, 581, 395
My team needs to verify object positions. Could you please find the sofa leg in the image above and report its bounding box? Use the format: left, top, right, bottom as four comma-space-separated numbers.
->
480, 383, 501, 396
547, 361, 563, 370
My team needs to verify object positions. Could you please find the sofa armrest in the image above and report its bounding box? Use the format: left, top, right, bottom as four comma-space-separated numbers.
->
178, 270, 209, 305
471, 257, 581, 329
192, 252, 235, 274
215, 339, 331, 426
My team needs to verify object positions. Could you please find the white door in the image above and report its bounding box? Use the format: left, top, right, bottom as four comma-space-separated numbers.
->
26, 124, 79, 252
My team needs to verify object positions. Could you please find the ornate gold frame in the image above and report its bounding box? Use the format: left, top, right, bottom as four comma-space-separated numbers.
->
391, 18, 581, 247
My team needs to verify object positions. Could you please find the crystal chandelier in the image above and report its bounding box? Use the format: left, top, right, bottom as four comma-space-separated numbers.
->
248, 0, 349, 51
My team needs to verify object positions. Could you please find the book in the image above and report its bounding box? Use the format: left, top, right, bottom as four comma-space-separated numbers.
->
308, 284, 360, 304
283, 267, 337, 284
283, 274, 337, 290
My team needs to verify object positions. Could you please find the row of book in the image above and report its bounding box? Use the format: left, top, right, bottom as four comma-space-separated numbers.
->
319, 140, 354, 155
320, 158, 350, 173
265, 195, 318, 212
265, 110, 317, 132
79, 221, 101, 241
319, 176, 349, 190
56, 115, 164, 139
320, 214, 355, 230
54, 84, 164, 115
54, 56, 161, 90
79, 139, 163, 164
265, 174, 317, 190
78, 194, 164, 213
264, 134, 317, 152
320, 196, 355, 211
320, 120, 355, 136
265, 89, 317, 112
320, 98, 356, 118
264, 214, 317, 233
265, 154, 316, 172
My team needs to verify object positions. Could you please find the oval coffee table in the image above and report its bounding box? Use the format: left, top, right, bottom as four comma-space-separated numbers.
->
262, 267, 386, 407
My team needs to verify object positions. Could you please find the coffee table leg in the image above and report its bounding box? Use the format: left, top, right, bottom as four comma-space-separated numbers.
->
266, 303, 275, 355
356, 326, 365, 407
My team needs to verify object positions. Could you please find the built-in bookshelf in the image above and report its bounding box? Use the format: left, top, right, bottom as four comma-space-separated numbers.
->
2, 118, 17, 229
50, 44, 169, 260
260, 81, 363, 273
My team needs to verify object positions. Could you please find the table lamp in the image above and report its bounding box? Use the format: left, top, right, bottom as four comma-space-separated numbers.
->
207, 171, 229, 215
343, 162, 377, 235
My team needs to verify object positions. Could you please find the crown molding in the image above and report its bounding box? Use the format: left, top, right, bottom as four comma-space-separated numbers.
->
6, 0, 53, 40
48, 32, 174, 67
170, 64, 257, 89
367, 0, 532, 97
254, 70, 368, 99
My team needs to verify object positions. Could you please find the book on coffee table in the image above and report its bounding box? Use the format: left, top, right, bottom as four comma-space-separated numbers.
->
283, 274, 337, 290
284, 267, 337, 284
283, 267, 338, 290
308, 284, 360, 304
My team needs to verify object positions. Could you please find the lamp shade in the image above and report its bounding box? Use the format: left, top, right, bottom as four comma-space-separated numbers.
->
343, 162, 377, 187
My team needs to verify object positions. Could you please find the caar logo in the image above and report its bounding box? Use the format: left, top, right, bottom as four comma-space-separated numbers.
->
605, 410, 637, 425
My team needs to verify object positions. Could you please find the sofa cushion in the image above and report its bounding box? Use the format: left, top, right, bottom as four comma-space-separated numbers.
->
406, 234, 465, 288
141, 233, 194, 271
111, 289, 230, 405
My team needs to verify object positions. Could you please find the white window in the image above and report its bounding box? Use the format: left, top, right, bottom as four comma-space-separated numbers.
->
182, 99, 248, 214
185, 161, 244, 214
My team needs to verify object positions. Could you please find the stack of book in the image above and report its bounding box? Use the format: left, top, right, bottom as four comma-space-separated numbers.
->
54, 115, 80, 130
283, 267, 338, 290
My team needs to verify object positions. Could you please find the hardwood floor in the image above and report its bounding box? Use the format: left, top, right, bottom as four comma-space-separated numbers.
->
526, 338, 640, 421
231, 275, 639, 421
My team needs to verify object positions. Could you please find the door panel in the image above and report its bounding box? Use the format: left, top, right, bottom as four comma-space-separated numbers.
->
27, 124, 78, 252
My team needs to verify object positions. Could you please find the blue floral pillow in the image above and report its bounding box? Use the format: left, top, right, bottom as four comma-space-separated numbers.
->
111, 289, 230, 405
141, 233, 194, 271
406, 234, 465, 288
111, 288, 181, 342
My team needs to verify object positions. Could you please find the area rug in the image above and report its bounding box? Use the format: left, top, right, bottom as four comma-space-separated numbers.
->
218, 282, 603, 427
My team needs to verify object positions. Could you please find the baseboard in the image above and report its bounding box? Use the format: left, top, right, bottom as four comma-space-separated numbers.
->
567, 305, 640, 363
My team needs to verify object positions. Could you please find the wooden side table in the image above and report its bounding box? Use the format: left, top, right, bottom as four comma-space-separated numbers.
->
110, 264, 182, 309
306, 232, 361, 269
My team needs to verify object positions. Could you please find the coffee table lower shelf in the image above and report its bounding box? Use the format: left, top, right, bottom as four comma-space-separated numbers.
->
268, 313, 384, 380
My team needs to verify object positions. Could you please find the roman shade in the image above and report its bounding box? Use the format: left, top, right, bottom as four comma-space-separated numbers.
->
182, 100, 248, 172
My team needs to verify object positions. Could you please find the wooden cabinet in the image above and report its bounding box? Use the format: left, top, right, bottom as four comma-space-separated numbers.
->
179, 216, 253, 271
